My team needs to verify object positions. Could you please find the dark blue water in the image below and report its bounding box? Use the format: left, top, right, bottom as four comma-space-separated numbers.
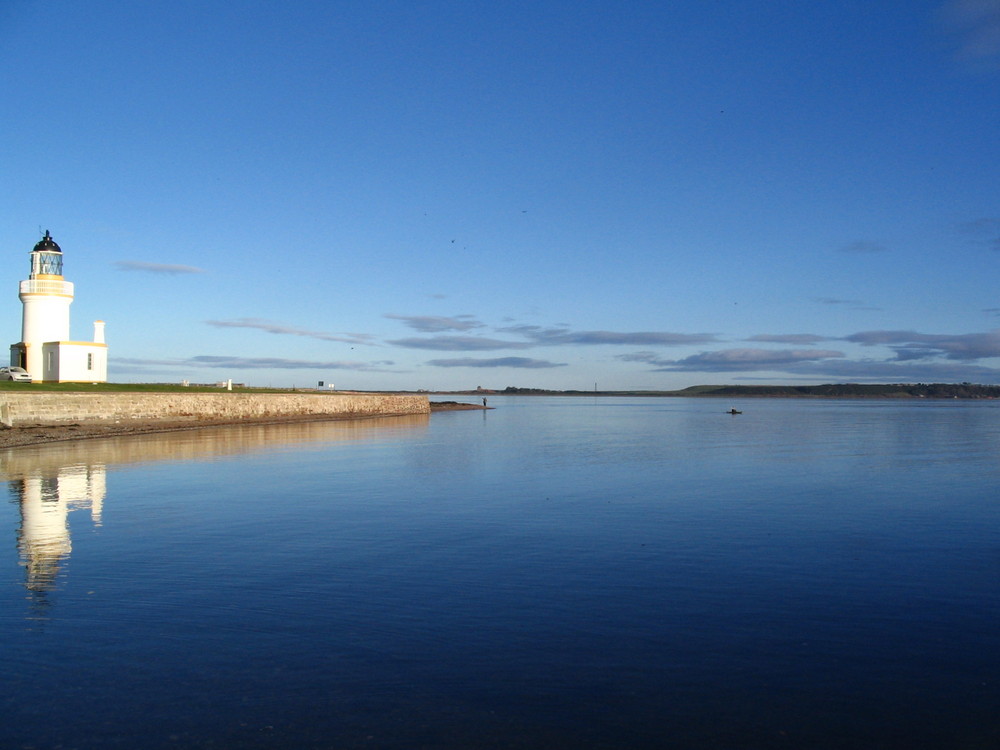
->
2, 397, 998, 748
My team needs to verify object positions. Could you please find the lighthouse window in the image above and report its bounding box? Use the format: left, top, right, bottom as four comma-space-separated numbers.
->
35, 253, 63, 276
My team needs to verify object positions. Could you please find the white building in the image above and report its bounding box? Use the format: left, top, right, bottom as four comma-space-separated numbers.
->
10, 231, 108, 382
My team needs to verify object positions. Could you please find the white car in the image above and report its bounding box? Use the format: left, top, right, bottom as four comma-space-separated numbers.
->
0, 366, 32, 383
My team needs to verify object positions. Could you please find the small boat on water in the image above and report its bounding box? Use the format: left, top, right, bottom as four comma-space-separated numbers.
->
728, 408, 742, 415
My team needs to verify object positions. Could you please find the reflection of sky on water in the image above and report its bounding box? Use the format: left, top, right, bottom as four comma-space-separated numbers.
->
2, 399, 998, 749
3, 414, 429, 615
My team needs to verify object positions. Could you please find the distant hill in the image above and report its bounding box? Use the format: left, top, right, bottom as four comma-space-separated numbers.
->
476, 383, 1000, 399
681, 383, 1000, 399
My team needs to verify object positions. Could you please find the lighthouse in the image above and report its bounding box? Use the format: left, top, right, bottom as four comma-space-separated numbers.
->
10, 231, 108, 382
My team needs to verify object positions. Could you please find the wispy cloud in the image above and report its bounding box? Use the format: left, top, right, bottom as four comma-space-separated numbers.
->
388, 336, 532, 351
838, 241, 887, 254
113, 356, 395, 371
499, 325, 719, 346
615, 328, 1000, 382
791, 359, 1000, 382
189, 356, 394, 370
941, 0, 1000, 63
116, 260, 204, 274
958, 217, 1000, 251
616, 351, 668, 365
843, 329, 1000, 360
427, 357, 567, 369
958, 217, 1000, 234
815, 297, 862, 306
384, 314, 484, 332
112, 357, 191, 368
207, 318, 375, 346
622, 348, 845, 372
746, 334, 830, 344
394, 324, 720, 356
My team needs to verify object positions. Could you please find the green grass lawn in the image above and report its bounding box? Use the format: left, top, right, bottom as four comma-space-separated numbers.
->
0, 382, 295, 393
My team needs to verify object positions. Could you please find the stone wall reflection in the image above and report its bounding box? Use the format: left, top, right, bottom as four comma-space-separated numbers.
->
2, 413, 429, 473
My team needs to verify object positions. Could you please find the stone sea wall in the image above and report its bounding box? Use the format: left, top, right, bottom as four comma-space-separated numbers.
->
0, 392, 429, 428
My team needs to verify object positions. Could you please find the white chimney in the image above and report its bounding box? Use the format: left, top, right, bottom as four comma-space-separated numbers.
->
93, 320, 105, 344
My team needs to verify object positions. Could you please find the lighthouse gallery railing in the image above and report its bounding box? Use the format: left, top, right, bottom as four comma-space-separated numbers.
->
19, 279, 74, 296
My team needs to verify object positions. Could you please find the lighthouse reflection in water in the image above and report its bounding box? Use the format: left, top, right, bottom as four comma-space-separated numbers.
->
12, 464, 105, 606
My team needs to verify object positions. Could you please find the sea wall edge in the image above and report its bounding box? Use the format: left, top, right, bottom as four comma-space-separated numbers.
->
0, 392, 429, 427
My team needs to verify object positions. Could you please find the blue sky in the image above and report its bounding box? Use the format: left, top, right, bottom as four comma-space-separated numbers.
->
2, 0, 999, 390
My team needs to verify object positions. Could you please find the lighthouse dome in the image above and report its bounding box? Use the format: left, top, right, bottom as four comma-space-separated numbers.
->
32, 231, 62, 254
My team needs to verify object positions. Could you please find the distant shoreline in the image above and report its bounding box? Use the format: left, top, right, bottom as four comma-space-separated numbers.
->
427, 383, 1000, 400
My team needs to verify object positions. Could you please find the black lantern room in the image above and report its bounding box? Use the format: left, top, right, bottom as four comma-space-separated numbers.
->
30, 230, 64, 277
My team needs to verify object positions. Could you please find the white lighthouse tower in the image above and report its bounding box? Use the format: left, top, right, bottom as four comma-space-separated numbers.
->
10, 231, 108, 382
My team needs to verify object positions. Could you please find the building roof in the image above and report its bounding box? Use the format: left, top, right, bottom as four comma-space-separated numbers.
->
32, 230, 62, 254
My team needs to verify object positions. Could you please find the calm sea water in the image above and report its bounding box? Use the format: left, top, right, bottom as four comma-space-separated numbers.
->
2, 396, 998, 749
